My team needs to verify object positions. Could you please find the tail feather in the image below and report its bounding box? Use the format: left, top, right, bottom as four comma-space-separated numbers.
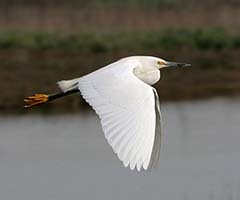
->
57, 78, 80, 93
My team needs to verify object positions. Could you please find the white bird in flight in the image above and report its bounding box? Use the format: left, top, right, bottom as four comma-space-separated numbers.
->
24, 56, 191, 171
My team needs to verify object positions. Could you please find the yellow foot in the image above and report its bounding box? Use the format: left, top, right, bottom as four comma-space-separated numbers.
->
24, 94, 49, 108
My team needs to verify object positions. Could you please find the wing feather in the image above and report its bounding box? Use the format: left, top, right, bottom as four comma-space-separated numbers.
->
78, 59, 161, 171
148, 88, 162, 170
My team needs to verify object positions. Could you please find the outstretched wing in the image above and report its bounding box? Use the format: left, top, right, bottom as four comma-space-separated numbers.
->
78, 59, 161, 171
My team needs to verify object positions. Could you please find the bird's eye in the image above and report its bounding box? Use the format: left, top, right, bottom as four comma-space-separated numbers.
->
157, 61, 165, 65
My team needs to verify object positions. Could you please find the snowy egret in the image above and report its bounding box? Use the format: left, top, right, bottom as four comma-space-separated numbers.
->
24, 56, 191, 171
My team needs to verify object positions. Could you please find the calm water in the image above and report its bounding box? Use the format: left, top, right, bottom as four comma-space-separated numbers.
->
1, 98, 240, 200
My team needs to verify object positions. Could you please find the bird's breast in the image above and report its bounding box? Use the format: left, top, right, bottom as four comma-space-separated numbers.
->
133, 68, 160, 85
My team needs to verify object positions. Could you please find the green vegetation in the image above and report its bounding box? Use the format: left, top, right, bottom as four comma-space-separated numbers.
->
1, 28, 240, 113
0, 28, 239, 53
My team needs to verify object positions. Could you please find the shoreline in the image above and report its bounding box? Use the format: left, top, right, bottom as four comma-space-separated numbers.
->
4, 95, 240, 115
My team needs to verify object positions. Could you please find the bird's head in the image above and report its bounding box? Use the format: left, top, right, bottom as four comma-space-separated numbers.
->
141, 56, 191, 69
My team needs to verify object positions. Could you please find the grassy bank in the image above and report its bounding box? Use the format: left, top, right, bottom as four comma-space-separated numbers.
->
0, 28, 240, 53
0, 28, 240, 113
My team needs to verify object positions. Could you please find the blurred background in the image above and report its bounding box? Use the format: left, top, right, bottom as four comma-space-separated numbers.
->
1, 1, 240, 200
0, 0, 240, 112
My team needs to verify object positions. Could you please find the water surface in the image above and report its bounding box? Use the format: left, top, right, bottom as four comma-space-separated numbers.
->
1, 98, 240, 200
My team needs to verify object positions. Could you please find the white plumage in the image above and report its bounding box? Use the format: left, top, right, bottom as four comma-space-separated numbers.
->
57, 56, 190, 171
